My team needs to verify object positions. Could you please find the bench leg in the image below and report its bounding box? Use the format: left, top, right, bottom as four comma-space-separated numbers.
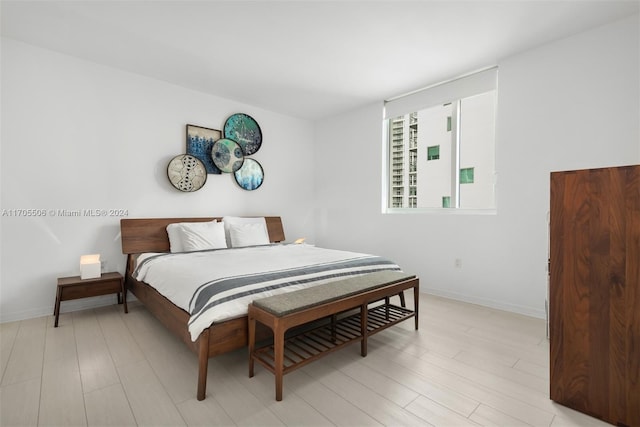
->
331, 314, 337, 343
360, 304, 368, 357
248, 313, 256, 378
398, 291, 406, 308
274, 325, 285, 401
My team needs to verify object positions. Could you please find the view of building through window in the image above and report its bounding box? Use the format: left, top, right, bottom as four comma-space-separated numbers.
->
388, 89, 496, 210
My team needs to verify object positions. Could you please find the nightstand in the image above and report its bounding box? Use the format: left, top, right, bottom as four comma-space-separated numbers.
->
54, 272, 127, 327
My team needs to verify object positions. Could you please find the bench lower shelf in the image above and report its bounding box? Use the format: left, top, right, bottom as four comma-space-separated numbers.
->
252, 303, 414, 375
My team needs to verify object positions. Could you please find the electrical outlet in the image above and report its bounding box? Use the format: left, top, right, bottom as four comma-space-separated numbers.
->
454, 258, 462, 268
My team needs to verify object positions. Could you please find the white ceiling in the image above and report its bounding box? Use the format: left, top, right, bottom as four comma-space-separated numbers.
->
2, 0, 638, 120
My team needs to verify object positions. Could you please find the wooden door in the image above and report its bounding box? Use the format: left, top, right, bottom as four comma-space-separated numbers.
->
550, 165, 639, 427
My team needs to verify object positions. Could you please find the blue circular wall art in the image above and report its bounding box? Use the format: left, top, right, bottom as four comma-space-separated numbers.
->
167, 154, 207, 192
224, 113, 262, 155
234, 158, 264, 191
211, 138, 244, 173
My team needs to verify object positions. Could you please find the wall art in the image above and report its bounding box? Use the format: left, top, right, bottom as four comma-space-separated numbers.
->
234, 158, 264, 191
186, 124, 222, 174
211, 138, 245, 173
224, 113, 262, 155
167, 154, 207, 192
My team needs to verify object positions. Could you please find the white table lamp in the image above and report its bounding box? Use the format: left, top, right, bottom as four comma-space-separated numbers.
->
80, 254, 101, 279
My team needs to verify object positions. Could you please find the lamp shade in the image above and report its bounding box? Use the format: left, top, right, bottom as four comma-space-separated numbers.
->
80, 254, 101, 279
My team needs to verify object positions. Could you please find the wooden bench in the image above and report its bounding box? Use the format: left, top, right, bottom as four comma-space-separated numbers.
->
248, 270, 419, 401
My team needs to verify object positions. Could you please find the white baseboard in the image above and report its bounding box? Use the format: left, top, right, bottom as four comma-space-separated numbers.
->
1, 288, 543, 323
0, 294, 137, 324
422, 288, 546, 319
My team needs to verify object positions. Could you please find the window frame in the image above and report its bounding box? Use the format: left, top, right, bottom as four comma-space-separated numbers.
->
381, 67, 498, 215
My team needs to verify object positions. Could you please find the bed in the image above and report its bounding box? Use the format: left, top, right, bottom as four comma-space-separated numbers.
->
120, 216, 407, 400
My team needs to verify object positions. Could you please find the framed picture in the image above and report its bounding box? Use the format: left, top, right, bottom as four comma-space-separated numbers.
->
167, 154, 207, 192
186, 124, 222, 174
211, 138, 245, 173
224, 113, 262, 155
234, 158, 264, 191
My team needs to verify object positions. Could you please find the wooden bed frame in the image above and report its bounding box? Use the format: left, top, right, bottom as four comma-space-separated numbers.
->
120, 216, 286, 401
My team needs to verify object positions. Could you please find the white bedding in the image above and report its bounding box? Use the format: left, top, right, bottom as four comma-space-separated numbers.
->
133, 244, 401, 341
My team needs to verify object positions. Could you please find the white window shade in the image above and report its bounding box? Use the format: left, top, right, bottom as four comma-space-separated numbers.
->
384, 67, 498, 120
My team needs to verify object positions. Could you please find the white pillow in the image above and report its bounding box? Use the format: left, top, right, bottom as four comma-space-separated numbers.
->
180, 221, 227, 251
167, 223, 188, 253
180, 222, 227, 252
167, 220, 217, 253
228, 222, 270, 247
221, 216, 269, 247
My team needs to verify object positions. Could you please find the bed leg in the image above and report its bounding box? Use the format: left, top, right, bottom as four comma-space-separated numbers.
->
197, 329, 210, 401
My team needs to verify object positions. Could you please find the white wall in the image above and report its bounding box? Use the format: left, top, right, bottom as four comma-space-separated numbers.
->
2, 14, 638, 323
0, 38, 316, 322
314, 15, 639, 318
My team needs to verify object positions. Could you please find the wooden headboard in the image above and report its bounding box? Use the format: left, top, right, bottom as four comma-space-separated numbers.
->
120, 217, 285, 254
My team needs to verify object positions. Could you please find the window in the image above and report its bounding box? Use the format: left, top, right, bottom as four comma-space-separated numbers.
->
427, 145, 440, 161
383, 68, 497, 211
460, 167, 474, 184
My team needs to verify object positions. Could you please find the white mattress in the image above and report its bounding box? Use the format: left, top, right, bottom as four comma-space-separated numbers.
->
133, 244, 400, 340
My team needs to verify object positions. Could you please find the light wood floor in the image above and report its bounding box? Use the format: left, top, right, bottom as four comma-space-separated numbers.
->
0, 294, 611, 427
